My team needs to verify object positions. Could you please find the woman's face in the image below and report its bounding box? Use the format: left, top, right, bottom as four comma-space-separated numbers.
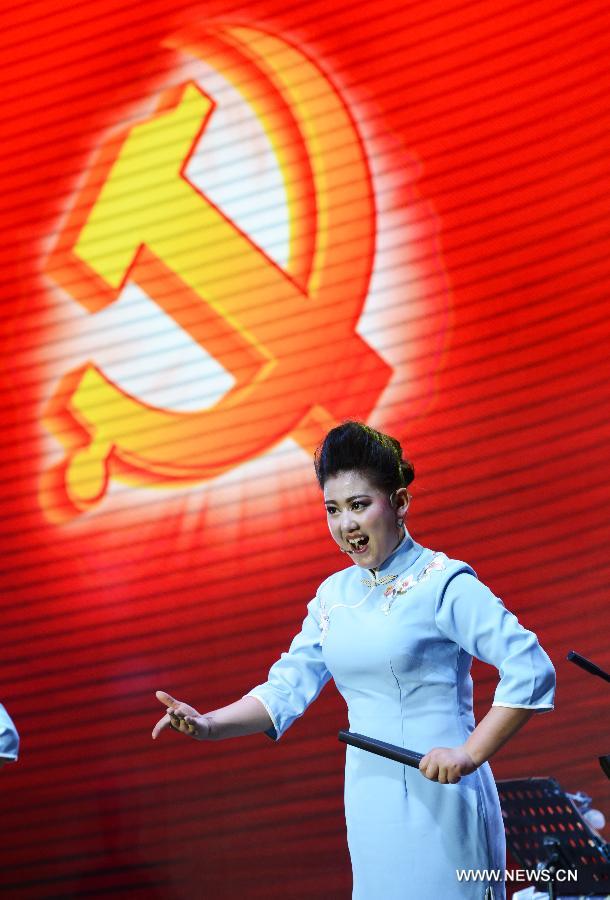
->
323, 470, 408, 569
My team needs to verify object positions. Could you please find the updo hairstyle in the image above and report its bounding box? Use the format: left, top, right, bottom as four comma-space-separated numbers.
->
314, 421, 414, 496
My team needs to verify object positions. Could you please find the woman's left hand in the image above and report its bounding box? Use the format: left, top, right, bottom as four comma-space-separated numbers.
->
419, 746, 477, 784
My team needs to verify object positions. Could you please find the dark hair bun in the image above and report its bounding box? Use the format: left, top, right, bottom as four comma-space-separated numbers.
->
314, 421, 414, 493
399, 459, 415, 488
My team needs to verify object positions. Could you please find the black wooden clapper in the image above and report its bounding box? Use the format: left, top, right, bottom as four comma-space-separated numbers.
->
338, 730, 424, 768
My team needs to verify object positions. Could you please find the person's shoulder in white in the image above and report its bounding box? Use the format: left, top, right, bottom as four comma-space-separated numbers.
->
0, 703, 19, 769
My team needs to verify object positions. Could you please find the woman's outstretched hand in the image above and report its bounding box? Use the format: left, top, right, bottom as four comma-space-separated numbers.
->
418, 746, 477, 784
152, 690, 212, 741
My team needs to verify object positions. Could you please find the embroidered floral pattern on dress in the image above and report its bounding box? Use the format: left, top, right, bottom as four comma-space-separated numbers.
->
380, 553, 446, 615
384, 573, 415, 597
319, 606, 330, 643
318, 553, 446, 640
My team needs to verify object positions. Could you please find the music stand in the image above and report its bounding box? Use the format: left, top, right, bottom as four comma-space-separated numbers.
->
497, 777, 610, 899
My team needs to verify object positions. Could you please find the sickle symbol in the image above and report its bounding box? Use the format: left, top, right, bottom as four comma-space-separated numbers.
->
42, 26, 391, 519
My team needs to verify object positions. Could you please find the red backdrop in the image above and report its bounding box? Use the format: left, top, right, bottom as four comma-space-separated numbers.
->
1, 1, 609, 897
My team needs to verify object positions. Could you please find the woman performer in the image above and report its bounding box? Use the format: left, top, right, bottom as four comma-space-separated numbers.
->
152, 421, 555, 899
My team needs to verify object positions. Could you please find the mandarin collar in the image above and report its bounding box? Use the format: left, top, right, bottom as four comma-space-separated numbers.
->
366, 528, 423, 577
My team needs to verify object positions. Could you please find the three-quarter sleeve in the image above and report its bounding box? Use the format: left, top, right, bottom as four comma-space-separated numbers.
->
0, 704, 19, 761
434, 570, 555, 711
245, 594, 332, 740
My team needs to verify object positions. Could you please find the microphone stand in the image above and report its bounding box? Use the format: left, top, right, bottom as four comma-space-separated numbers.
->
567, 651, 610, 779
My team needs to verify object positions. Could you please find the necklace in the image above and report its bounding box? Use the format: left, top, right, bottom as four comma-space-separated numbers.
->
360, 572, 398, 588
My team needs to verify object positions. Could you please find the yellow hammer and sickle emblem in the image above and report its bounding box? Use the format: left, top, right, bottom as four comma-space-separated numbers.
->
42, 26, 391, 520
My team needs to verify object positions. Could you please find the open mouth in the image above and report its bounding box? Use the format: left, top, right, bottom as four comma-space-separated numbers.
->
346, 535, 369, 555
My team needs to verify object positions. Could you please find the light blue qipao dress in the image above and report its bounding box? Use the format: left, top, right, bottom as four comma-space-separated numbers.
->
247, 532, 555, 900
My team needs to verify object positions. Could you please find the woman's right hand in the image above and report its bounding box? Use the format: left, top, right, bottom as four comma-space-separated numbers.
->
152, 690, 212, 741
